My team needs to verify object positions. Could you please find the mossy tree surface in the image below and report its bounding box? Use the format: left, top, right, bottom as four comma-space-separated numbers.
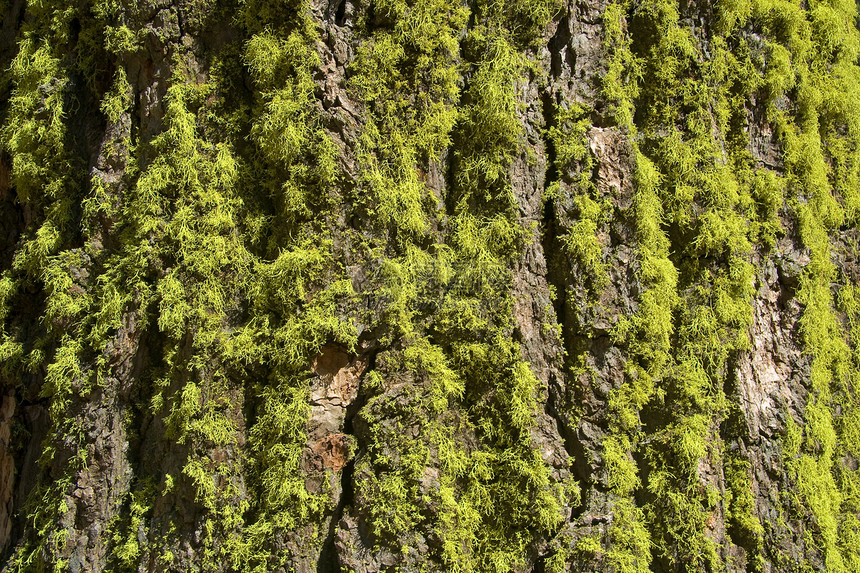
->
0, 0, 858, 571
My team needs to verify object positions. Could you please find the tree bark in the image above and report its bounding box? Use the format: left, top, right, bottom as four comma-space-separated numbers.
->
0, 0, 859, 571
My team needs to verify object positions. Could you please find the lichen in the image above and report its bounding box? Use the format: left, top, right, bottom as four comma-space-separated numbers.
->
0, 0, 858, 570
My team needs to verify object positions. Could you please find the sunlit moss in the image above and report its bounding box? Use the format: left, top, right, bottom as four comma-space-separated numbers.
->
1, 0, 858, 570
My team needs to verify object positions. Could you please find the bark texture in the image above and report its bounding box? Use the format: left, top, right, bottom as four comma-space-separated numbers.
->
0, 0, 859, 571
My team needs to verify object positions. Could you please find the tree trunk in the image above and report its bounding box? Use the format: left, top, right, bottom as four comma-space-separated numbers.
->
0, 0, 859, 571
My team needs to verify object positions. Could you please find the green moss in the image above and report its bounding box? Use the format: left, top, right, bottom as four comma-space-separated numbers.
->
109, 479, 157, 569
753, 0, 860, 566
545, 103, 611, 292
595, 0, 803, 567
348, 0, 465, 242
230, 6, 365, 565
339, 1, 573, 567
1, 0, 858, 570
606, 498, 652, 573
602, 2, 640, 129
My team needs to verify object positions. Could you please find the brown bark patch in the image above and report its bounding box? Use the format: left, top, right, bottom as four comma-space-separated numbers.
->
310, 345, 368, 407
309, 433, 351, 472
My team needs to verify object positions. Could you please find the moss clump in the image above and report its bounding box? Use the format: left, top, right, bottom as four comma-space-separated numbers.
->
590, 0, 860, 570
341, 0, 573, 568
